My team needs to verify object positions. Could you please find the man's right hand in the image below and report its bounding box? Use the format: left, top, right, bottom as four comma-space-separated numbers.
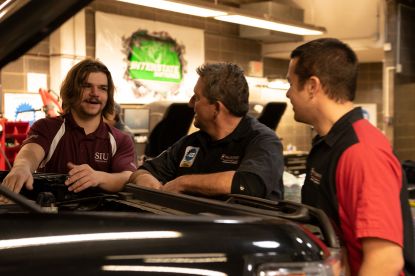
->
0, 143, 44, 204
1, 165, 34, 194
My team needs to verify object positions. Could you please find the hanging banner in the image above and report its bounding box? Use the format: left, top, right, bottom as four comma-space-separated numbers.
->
96, 12, 204, 104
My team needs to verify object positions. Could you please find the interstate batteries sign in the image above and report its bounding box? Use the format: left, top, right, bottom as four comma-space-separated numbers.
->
124, 30, 185, 97
129, 41, 182, 82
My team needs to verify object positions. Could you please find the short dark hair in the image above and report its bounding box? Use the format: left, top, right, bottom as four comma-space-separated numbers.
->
196, 63, 249, 117
291, 38, 358, 101
60, 58, 115, 118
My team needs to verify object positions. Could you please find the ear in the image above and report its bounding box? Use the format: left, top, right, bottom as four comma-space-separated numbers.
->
214, 101, 229, 119
306, 76, 322, 99
214, 101, 222, 112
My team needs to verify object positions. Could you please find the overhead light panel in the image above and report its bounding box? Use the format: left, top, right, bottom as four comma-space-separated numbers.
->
215, 15, 324, 36
117, 0, 227, 17
117, 0, 325, 36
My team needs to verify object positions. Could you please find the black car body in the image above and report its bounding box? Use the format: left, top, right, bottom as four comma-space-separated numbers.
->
0, 172, 340, 275
0, 1, 340, 275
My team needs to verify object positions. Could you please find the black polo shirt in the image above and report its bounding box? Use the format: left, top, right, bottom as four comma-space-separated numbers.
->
141, 115, 284, 200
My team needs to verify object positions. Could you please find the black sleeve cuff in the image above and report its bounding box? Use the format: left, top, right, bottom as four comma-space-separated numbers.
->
231, 171, 266, 198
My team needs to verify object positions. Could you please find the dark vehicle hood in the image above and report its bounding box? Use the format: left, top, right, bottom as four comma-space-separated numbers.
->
0, 212, 325, 275
0, 172, 340, 275
0, 0, 92, 69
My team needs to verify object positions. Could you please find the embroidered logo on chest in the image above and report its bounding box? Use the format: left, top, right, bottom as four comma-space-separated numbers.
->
95, 152, 109, 163
179, 146, 200, 167
220, 154, 240, 165
310, 168, 322, 185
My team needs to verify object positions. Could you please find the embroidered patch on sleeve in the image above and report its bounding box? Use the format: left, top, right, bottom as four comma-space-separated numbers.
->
179, 146, 200, 168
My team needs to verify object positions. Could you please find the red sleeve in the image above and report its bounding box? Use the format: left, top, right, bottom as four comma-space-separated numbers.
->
336, 143, 403, 246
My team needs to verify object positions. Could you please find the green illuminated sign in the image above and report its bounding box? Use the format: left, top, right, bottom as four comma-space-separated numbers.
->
126, 32, 183, 84
128, 41, 181, 83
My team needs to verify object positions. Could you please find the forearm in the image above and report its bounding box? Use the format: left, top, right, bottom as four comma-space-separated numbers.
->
165, 171, 235, 196
358, 238, 403, 276
12, 144, 44, 172
129, 169, 162, 190
96, 171, 132, 192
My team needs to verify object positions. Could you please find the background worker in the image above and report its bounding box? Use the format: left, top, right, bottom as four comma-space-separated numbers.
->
105, 102, 135, 141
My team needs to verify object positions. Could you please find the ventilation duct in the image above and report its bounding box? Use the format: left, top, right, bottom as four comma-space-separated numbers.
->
239, 1, 306, 43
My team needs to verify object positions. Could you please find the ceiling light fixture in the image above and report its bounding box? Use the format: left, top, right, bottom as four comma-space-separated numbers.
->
117, 0, 325, 36
215, 15, 324, 36
117, 0, 227, 17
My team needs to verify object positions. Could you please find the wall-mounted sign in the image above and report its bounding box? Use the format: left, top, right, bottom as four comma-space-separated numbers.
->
123, 30, 185, 98
3, 93, 45, 125
96, 12, 204, 104
126, 31, 183, 82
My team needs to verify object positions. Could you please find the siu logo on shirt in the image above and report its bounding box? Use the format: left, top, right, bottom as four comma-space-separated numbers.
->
180, 146, 200, 167
95, 152, 109, 163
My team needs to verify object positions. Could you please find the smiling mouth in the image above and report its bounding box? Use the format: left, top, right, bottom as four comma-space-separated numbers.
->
84, 98, 100, 105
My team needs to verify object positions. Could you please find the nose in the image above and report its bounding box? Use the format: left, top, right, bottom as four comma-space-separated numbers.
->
188, 95, 195, 108
89, 85, 99, 95
285, 89, 291, 99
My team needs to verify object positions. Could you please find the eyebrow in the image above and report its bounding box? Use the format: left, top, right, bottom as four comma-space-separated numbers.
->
83, 82, 108, 87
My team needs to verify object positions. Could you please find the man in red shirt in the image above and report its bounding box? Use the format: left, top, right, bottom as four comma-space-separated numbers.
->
1, 59, 137, 199
286, 38, 414, 275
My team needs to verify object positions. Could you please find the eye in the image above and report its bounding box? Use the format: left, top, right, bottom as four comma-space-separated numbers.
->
81, 83, 92, 89
99, 86, 108, 92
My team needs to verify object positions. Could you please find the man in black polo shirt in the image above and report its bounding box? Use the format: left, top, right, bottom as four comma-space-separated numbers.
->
129, 63, 284, 200
286, 38, 414, 275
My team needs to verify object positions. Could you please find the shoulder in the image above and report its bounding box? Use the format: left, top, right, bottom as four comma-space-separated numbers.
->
243, 116, 280, 140
352, 119, 392, 149
338, 140, 401, 180
174, 130, 204, 146
106, 123, 134, 145
247, 116, 275, 132
31, 116, 64, 131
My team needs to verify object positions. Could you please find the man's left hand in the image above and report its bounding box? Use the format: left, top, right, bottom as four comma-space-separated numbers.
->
65, 162, 102, 192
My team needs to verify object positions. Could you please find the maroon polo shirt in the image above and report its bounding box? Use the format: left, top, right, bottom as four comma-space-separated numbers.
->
22, 113, 137, 174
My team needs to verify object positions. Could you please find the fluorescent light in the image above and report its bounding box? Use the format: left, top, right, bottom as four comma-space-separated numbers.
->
116, 0, 325, 36
215, 15, 324, 36
117, 0, 227, 17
